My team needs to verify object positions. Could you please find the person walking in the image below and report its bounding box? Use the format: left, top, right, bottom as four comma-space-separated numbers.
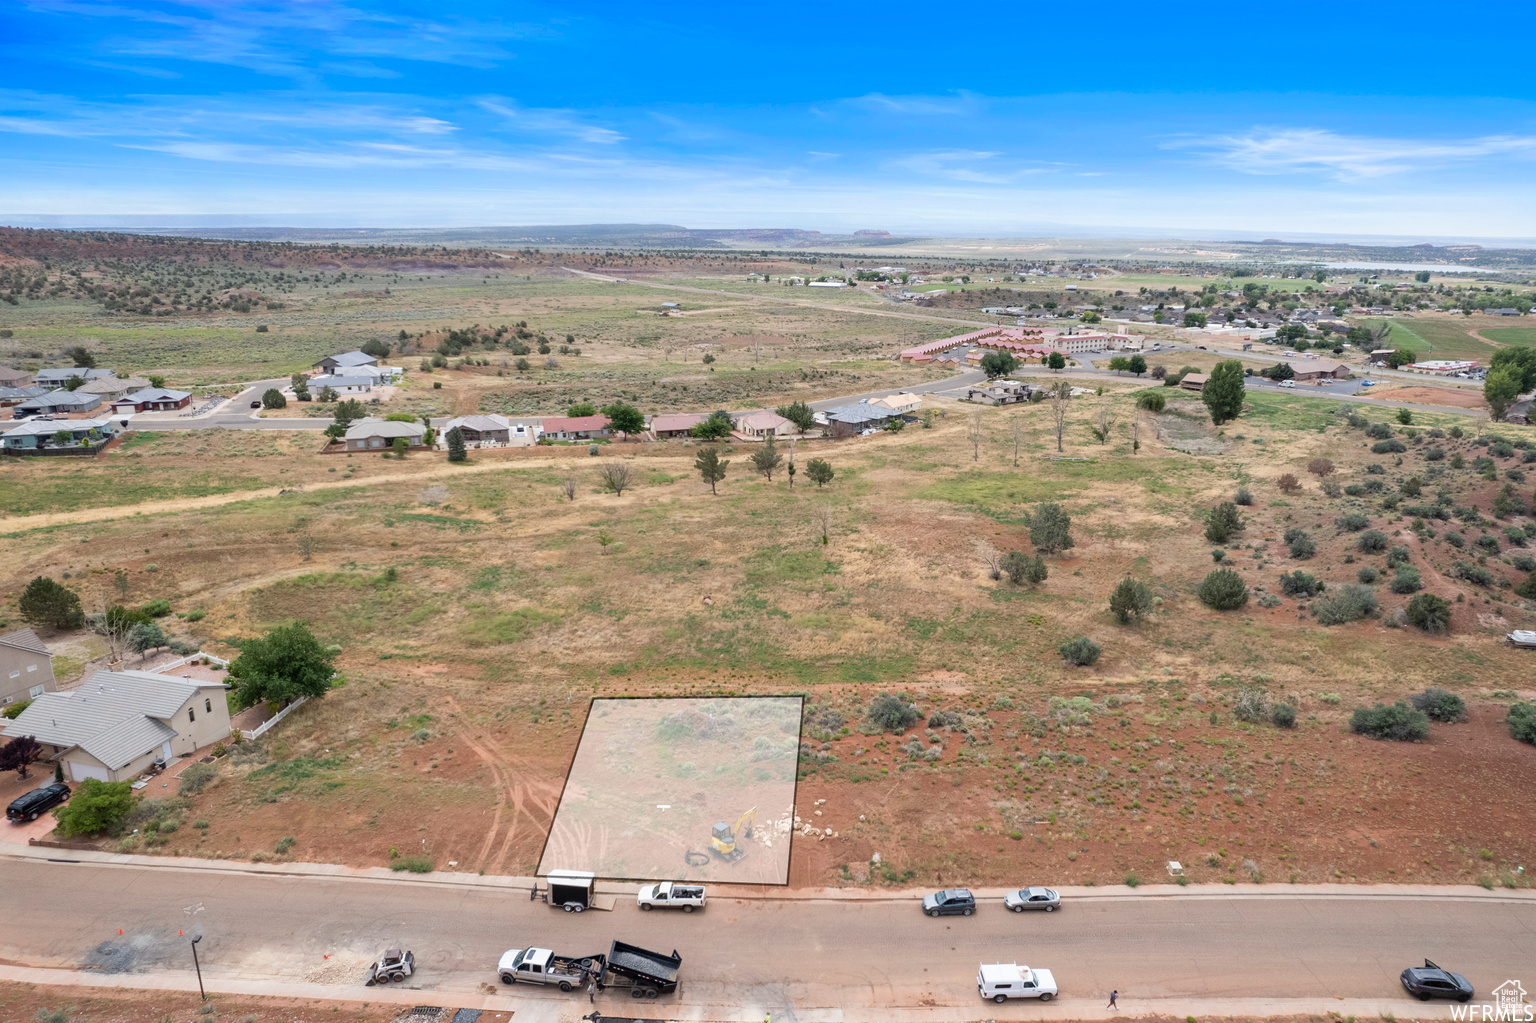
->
1107, 990, 1118, 1010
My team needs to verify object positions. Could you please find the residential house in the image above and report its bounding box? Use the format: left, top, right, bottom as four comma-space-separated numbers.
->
1290, 359, 1350, 382
112, 387, 191, 412
334, 363, 403, 384
0, 628, 55, 710
33, 367, 114, 387
342, 417, 426, 451
309, 374, 374, 394
965, 380, 1033, 405
820, 402, 896, 434
540, 414, 611, 441
1487, 308, 1524, 317
0, 669, 231, 783
0, 367, 34, 387
1, 418, 118, 451
1179, 373, 1211, 391
869, 392, 922, 415
13, 389, 103, 417
78, 376, 152, 401
0, 386, 46, 407
432, 413, 539, 448
733, 410, 795, 438
314, 351, 379, 373
649, 413, 709, 439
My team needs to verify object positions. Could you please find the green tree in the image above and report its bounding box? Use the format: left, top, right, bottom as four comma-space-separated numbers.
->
53, 778, 137, 837
392, 436, 408, 458
1202, 359, 1246, 425
261, 388, 287, 410
1405, 592, 1452, 633
1395, 407, 1413, 425
1107, 356, 1130, 374
290, 373, 310, 400
1127, 354, 1147, 376
690, 410, 734, 440
1000, 551, 1047, 586
227, 621, 337, 711
599, 402, 644, 437
126, 621, 168, 659
361, 338, 391, 359
1027, 503, 1074, 554
333, 398, 366, 430
445, 426, 467, 462
1386, 349, 1415, 369
775, 400, 816, 432
318, 385, 338, 402
1483, 366, 1523, 422
1137, 391, 1165, 412
1183, 311, 1207, 328
1489, 346, 1536, 393
567, 402, 597, 418
805, 458, 834, 487
18, 577, 84, 630
52, 429, 74, 447
67, 345, 96, 368
749, 435, 784, 480
1198, 568, 1249, 610
1109, 577, 1153, 623
1266, 361, 1295, 381
1205, 501, 1244, 544
694, 445, 728, 494
1046, 352, 1067, 371
979, 350, 1020, 379
146, 374, 166, 388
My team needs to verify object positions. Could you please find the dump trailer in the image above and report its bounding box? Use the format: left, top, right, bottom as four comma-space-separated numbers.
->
599, 939, 682, 999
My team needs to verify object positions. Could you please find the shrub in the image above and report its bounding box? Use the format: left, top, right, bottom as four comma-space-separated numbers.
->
1405, 592, 1453, 633
1386, 545, 1412, 566
53, 778, 137, 837
1278, 571, 1321, 597
140, 599, 172, 617
1338, 512, 1369, 531
1411, 688, 1467, 723
1059, 636, 1103, 666
1198, 569, 1249, 610
389, 856, 434, 873
1350, 701, 1430, 742
1312, 584, 1378, 625
1509, 703, 1536, 745
1372, 439, 1407, 454
1388, 566, 1422, 593
1137, 391, 1166, 412
1277, 473, 1302, 494
1026, 503, 1074, 554
1234, 486, 1253, 506
1271, 703, 1297, 728
1357, 530, 1388, 553
1001, 551, 1048, 587
1504, 526, 1528, 547
1205, 502, 1244, 544
1453, 561, 1494, 587
1365, 422, 1393, 439
1476, 535, 1502, 554
1109, 577, 1153, 624
866, 693, 920, 733
1307, 457, 1335, 477
1424, 448, 1446, 461
1516, 572, 1536, 600
1232, 688, 1269, 723
177, 762, 218, 795
1284, 528, 1316, 560
1357, 566, 1379, 583
1445, 532, 1465, 548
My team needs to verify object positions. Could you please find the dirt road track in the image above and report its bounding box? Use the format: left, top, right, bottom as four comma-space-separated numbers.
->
0, 850, 1530, 1022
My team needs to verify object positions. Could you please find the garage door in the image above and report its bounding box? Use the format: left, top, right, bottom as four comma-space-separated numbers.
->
68, 760, 109, 783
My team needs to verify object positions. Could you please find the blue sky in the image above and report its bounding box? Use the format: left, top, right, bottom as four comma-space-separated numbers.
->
3, 0, 1536, 240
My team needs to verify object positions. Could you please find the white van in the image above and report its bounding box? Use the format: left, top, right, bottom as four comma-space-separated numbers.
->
978, 963, 1058, 1003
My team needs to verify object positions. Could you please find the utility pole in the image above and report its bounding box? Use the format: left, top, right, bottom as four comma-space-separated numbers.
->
191, 935, 206, 1000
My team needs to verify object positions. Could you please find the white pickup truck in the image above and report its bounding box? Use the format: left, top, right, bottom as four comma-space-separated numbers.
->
977, 963, 1058, 1003
636, 882, 706, 912
497, 947, 603, 991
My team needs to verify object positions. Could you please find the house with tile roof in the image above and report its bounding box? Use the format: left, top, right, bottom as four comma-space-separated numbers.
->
112, 387, 192, 412
0, 628, 55, 710
342, 417, 427, 451
733, 410, 795, 438
0, 669, 231, 782
78, 376, 153, 401
540, 414, 611, 441
649, 413, 709, 439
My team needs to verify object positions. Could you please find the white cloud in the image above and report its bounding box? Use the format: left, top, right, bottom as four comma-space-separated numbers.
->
478, 99, 624, 144
1172, 128, 1536, 180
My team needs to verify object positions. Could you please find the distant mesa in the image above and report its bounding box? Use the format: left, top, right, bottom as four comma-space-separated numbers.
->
853, 230, 892, 238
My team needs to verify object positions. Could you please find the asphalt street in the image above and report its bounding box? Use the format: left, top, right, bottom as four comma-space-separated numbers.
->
0, 855, 1531, 1020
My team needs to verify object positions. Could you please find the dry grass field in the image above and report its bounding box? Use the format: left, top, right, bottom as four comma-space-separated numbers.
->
2, 249, 1534, 893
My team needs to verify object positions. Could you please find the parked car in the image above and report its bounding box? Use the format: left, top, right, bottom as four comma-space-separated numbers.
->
1003, 887, 1060, 912
1360, 380, 1377, 387
978, 963, 1057, 1002
7, 783, 70, 823
1401, 960, 1473, 1002
250, 400, 262, 408
637, 882, 705, 912
1278, 380, 1296, 388
922, 889, 975, 917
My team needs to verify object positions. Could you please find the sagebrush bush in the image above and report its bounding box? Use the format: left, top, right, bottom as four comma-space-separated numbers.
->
1351, 701, 1430, 742
1278, 571, 1320, 597
1509, 703, 1536, 745
1411, 688, 1467, 723
1338, 512, 1370, 531
1059, 636, 1102, 667
1234, 486, 1253, 506
1232, 688, 1268, 723
1389, 566, 1422, 593
1271, 703, 1296, 728
1406, 592, 1452, 633
1357, 530, 1388, 553
866, 693, 920, 733
1357, 566, 1379, 583
1386, 545, 1412, 566
1312, 584, 1378, 625
1372, 439, 1407, 454
1285, 528, 1316, 560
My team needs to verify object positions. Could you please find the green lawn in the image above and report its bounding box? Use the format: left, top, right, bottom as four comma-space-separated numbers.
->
1481, 327, 1536, 348
1360, 318, 1492, 361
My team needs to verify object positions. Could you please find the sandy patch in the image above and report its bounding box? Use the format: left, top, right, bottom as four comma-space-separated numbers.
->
1365, 386, 1485, 408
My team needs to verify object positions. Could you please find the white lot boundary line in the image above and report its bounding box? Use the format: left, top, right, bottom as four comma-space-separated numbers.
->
0, 964, 1462, 1022
4, 843, 1532, 905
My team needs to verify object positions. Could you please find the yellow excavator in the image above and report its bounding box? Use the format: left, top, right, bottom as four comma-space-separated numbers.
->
709, 806, 758, 863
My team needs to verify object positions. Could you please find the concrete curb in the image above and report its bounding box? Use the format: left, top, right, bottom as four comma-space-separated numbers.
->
4, 842, 1531, 905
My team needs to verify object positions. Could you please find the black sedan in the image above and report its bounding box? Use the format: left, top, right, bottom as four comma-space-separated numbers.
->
921, 889, 975, 917
1401, 960, 1473, 1002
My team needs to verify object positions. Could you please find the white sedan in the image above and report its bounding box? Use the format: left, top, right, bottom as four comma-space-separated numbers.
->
1003, 886, 1060, 912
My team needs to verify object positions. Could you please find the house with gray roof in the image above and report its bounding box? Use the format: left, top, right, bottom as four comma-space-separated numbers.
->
33, 367, 114, 387
112, 387, 192, 412
1, 417, 118, 452
0, 385, 46, 407
13, 389, 103, 417
431, 413, 540, 448
314, 351, 379, 372
0, 628, 55, 710
0, 669, 231, 782
342, 417, 426, 451
309, 374, 374, 394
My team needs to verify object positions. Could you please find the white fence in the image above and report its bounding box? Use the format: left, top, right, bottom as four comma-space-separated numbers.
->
148, 650, 231, 672
240, 696, 309, 741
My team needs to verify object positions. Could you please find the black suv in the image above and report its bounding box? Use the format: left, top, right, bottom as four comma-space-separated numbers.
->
922, 889, 976, 917
1401, 960, 1474, 1002
7, 782, 70, 823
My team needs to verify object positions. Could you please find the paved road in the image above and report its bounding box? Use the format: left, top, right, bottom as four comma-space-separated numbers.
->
0, 855, 1531, 1021
122, 377, 332, 432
